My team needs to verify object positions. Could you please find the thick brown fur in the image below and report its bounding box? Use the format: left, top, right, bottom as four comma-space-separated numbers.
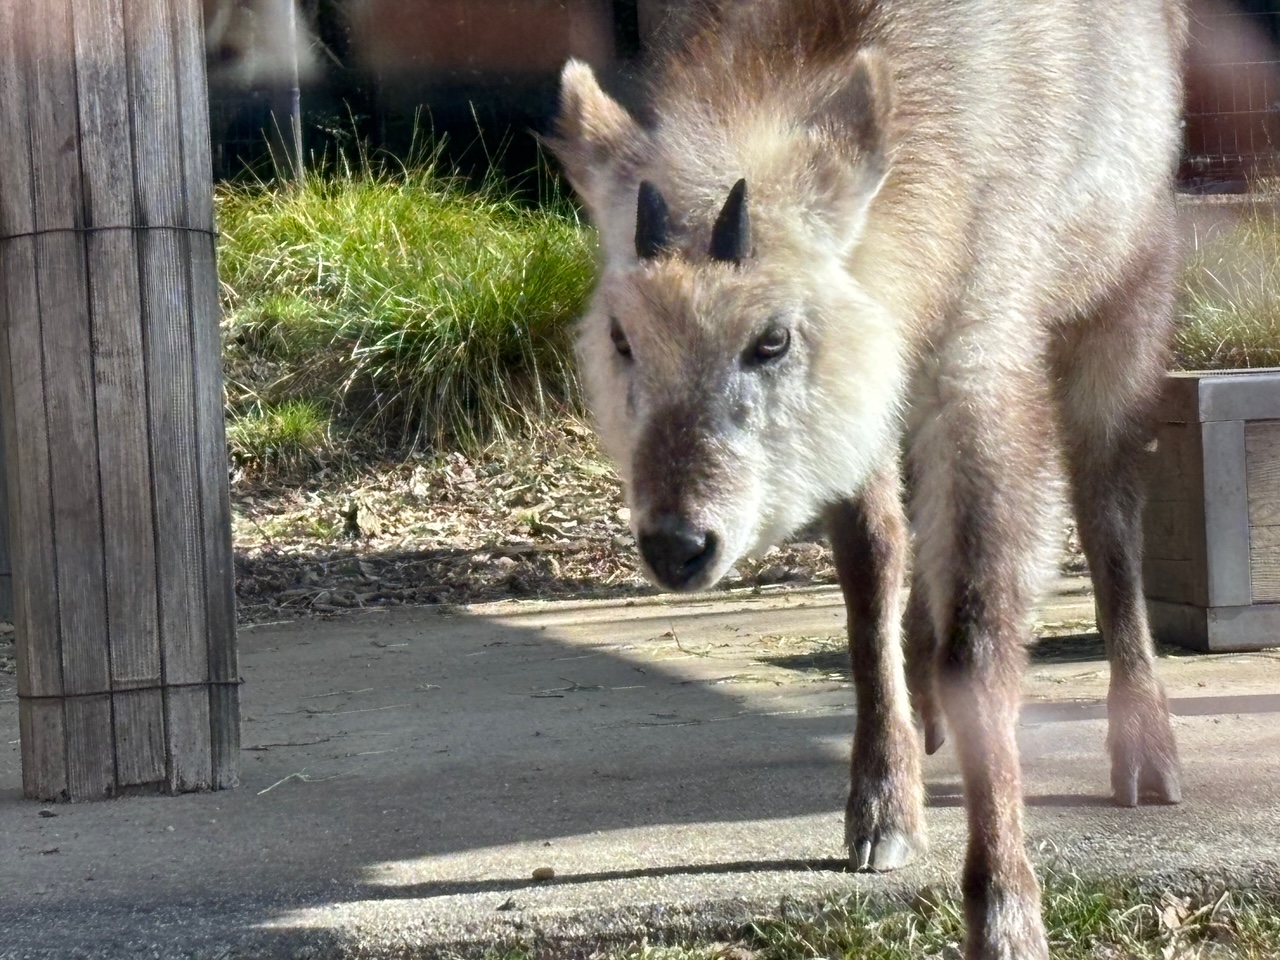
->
549, 3, 1187, 957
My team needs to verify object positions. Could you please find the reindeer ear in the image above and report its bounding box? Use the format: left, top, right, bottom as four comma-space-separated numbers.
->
807, 48, 894, 252
546, 60, 644, 217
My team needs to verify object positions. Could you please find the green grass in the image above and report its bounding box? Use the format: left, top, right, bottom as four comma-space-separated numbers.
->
216, 143, 596, 464
1176, 202, 1280, 370
226, 398, 331, 475
481, 868, 1280, 960
215, 149, 1280, 477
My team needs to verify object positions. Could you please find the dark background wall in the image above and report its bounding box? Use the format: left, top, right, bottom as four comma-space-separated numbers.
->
206, 0, 1280, 192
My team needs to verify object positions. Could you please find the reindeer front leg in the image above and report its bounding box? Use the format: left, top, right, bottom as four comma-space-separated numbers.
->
909, 345, 1057, 960
826, 465, 926, 872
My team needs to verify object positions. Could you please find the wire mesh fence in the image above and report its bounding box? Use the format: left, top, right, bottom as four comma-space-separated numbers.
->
1183, 0, 1280, 190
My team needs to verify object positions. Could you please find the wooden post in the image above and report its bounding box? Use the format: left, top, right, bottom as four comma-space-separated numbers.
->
0, 0, 239, 800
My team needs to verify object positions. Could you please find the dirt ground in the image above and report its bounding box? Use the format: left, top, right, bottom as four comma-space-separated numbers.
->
0, 422, 1085, 679
230, 421, 1086, 624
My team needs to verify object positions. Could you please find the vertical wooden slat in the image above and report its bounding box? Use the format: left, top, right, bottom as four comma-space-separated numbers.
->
27, 0, 114, 798
0, 415, 12, 620
128, 0, 215, 792
173, 0, 239, 787
17, 701, 67, 800
0, 0, 67, 802
72, 0, 168, 790
65, 696, 115, 797
113, 690, 167, 787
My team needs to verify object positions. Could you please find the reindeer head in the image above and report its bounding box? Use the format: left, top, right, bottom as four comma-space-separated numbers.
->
548, 57, 905, 591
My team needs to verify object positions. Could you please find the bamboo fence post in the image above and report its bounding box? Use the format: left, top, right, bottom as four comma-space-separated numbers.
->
0, 0, 239, 800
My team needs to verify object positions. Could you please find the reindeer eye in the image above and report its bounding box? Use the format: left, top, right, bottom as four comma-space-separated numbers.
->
748, 324, 790, 365
609, 316, 633, 359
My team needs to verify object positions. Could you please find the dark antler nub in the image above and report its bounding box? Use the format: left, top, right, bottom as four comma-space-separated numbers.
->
635, 180, 671, 259
709, 178, 750, 265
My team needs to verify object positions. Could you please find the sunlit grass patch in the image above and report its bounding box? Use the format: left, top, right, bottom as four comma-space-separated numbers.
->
481, 867, 1280, 960
226, 398, 331, 475
216, 143, 596, 463
1176, 200, 1280, 370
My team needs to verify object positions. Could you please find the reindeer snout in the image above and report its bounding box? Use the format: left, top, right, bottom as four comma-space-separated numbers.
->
639, 517, 719, 590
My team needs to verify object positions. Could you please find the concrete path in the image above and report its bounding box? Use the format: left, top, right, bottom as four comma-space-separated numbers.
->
2, 578, 1279, 959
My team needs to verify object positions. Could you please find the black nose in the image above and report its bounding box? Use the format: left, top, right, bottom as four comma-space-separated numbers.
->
638, 517, 719, 590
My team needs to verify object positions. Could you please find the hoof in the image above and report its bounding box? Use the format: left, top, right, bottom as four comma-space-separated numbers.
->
850, 830, 919, 872
1109, 680, 1181, 807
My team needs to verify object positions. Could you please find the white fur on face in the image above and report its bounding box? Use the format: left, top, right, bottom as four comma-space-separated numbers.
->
577, 249, 905, 590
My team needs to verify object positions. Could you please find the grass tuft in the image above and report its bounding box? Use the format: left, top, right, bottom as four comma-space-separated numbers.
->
744, 870, 1280, 960
227, 398, 331, 476
1176, 201, 1280, 370
216, 141, 596, 462
479, 867, 1280, 960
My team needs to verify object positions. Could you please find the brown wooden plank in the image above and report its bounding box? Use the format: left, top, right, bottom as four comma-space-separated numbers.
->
114, 690, 167, 787
34, 226, 112, 702
72, 0, 167, 789
18, 700, 68, 800
128, 1, 213, 795
1156, 373, 1206, 425
84, 229, 167, 775
127, 0, 186, 225
173, 0, 238, 788
64, 696, 115, 799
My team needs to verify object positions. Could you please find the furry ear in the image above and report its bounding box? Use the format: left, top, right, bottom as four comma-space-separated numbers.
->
806, 48, 894, 252
822, 47, 893, 176
546, 59, 644, 219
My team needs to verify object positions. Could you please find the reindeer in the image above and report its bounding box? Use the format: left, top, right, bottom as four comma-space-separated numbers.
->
548, 1, 1187, 957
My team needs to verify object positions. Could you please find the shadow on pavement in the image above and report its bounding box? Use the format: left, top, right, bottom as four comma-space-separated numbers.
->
3, 590, 1280, 958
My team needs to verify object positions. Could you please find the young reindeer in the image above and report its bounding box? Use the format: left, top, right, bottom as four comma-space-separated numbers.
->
548, 1, 1186, 957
